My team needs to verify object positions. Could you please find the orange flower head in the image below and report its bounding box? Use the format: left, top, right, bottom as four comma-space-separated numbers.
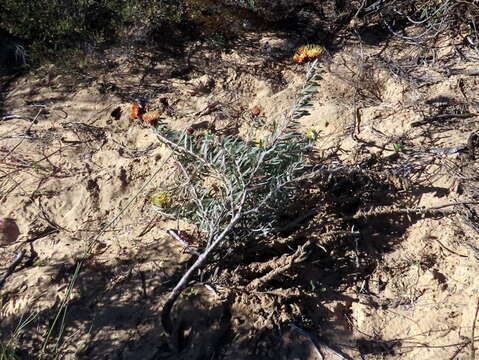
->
293, 52, 307, 63
293, 44, 323, 63
293, 46, 307, 63
130, 103, 142, 119
142, 110, 162, 126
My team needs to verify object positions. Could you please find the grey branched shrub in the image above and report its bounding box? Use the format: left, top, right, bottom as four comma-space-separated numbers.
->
154, 58, 322, 332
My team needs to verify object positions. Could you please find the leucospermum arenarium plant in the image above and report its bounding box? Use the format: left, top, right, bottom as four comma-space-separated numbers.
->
153, 47, 324, 332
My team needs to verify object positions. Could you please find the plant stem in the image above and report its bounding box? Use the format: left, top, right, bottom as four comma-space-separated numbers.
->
161, 202, 244, 333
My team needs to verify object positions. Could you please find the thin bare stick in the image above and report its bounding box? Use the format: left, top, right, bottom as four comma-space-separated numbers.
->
162, 228, 200, 256
290, 324, 324, 359
289, 324, 350, 360
354, 0, 367, 17
1, 114, 36, 123
448, 340, 471, 360
0, 250, 26, 289
471, 297, 479, 360
319, 229, 360, 238
428, 236, 468, 258
2, 109, 42, 162
155, 132, 210, 167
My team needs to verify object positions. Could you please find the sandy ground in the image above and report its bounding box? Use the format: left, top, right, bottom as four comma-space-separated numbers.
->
1, 30, 479, 359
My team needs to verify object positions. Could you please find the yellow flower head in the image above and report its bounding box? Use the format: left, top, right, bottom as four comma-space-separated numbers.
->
305, 128, 319, 141
252, 137, 264, 148
293, 44, 323, 63
150, 191, 172, 208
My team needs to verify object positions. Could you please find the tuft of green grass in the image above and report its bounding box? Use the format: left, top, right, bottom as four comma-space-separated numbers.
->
0, 312, 37, 360
0, 342, 19, 360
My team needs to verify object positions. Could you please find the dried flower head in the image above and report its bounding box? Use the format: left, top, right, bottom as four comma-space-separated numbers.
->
293, 44, 323, 63
130, 102, 161, 126
250, 105, 261, 117
130, 103, 143, 119
142, 110, 162, 126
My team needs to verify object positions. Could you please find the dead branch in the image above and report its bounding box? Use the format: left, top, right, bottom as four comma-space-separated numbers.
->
0, 250, 26, 289
162, 228, 201, 256
411, 114, 476, 127
471, 297, 479, 360
112, 139, 159, 158
347, 202, 479, 220
290, 323, 324, 360
425, 235, 468, 258
288, 324, 351, 360
1, 114, 37, 123
446, 67, 479, 77
1, 108, 43, 162
246, 241, 310, 290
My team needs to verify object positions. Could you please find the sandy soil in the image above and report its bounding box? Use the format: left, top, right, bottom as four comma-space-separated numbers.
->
1, 30, 479, 360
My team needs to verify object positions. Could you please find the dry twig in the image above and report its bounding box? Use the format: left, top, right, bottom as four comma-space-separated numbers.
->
0, 250, 26, 289
471, 297, 479, 360
288, 324, 350, 360
246, 241, 310, 290
348, 202, 479, 220
162, 228, 200, 256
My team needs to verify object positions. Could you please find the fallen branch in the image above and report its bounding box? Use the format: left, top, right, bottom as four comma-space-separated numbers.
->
0, 250, 26, 289
1, 108, 43, 163
162, 228, 201, 256
1, 114, 37, 123
411, 114, 476, 127
471, 297, 479, 360
347, 202, 479, 220
247, 241, 310, 290
446, 67, 479, 77
427, 236, 468, 258
289, 324, 351, 360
